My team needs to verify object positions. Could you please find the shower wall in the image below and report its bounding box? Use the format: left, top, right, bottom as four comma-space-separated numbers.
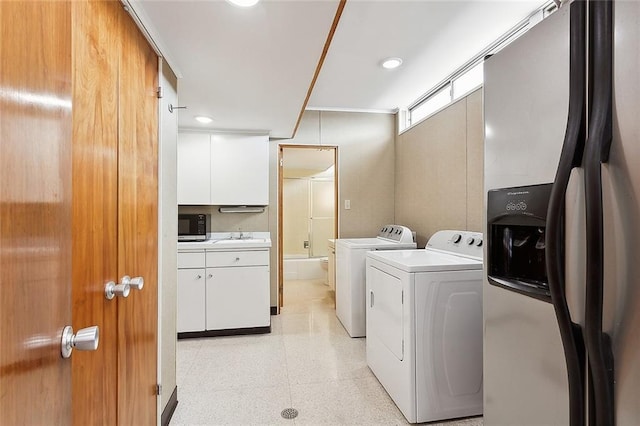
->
283, 175, 335, 259
283, 178, 310, 257
309, 179, 334, 257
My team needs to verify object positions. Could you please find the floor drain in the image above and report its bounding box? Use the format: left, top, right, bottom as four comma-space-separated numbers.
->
281, 408, 299, 419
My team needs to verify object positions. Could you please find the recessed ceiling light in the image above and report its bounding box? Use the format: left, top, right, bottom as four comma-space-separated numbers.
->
381, 57, 403, 69
194, 116, 213, 124
226, 0, 260, 7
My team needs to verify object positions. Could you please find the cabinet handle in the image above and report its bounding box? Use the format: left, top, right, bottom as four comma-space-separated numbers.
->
121, 275, 144, 291
235, 257, 240, 262
196, 275, 202, 280
370, 290, 375, 308
207, 273, 213, 279
105, 281, 130, 300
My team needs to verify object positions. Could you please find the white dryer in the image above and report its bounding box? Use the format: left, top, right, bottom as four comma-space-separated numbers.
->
365, 230, 483, 424
335, 225, 416, 337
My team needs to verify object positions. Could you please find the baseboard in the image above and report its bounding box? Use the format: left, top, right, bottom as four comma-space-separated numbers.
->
161, 386, 178, 426
270, 306, 278, 315
178, 325, 271, 339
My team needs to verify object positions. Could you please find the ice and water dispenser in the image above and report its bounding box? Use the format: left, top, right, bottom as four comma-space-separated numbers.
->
487, 183, 558, 302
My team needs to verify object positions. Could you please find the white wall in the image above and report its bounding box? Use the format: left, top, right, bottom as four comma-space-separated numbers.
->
158, 59, 178, 415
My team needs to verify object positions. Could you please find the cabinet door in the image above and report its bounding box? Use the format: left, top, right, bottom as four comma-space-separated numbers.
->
328, 247, 336, 291
210, 134, 269, 205
177, 133, 211, 205
206, 266, 270, 330
177, 269, 206, 332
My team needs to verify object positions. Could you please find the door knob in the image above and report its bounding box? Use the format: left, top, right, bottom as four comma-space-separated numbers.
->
121, 275, 144, 291
61, 325, 99, 359
105, 281, 130, 300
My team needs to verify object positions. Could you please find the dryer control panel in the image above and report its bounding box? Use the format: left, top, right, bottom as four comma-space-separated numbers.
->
426, 230, 484, 260
377, 225, 415, 243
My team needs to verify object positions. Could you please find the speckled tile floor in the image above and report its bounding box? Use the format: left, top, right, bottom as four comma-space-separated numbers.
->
171, 278, 483, 426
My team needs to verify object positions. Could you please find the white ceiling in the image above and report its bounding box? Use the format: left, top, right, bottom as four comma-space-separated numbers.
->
132, 0, 546, 139
309, 0, 546, 111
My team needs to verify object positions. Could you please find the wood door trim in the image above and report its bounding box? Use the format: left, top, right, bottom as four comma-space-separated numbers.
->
278, 146, 284, 310
278, 144, 338, 310
290, 0, 347, 139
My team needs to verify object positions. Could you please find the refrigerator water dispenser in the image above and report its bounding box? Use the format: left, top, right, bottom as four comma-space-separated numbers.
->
486, 183, 558, 302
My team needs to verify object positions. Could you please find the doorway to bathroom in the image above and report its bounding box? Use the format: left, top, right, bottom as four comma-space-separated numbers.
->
278, 145, 338, 310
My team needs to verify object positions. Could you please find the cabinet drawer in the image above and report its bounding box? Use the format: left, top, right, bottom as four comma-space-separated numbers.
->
177, 251, 206, 268
206, 250, 269, 267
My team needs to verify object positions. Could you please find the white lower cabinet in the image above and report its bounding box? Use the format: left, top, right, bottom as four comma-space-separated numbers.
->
206, 265, 270, 330
176, 268, 206, 333
328, 244, 336, 292
177, 248, 270, 335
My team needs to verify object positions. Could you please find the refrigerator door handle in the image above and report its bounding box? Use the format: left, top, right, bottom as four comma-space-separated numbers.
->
545, 1, 587, 425
583, 1, 615, 425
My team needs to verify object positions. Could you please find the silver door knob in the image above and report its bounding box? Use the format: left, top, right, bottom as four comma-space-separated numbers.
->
61, 325, 99, 359
121, 275, 144, 291
105, 281, 130, 300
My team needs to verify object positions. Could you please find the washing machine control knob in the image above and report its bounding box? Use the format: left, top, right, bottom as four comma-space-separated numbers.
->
476, 239, 483, 247
452, 234, 462, 243
466, 237, 475, 245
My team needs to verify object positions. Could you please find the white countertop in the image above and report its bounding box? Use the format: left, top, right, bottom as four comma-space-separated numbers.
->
178, 232, 272, 251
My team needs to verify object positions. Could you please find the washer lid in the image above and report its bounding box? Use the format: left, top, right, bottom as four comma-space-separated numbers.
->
336, 238, 417, 249
366, 249, 482, 273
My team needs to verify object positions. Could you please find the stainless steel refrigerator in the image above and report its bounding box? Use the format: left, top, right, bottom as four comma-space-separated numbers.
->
483, 0, 640, 424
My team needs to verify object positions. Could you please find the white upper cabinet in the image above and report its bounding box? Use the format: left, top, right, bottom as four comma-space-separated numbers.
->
177, 132, 211, 205
210, 134, 269, 206
177, 132, 269, 205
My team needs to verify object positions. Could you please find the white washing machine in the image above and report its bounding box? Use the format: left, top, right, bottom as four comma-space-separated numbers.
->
365, 230, 483, 424
335, 225, 416, 337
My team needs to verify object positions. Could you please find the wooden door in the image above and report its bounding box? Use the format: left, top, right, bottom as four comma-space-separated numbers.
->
0, 1, 73, 423
117, 10, 159, 425
71, 1, 158, 424
71, 1, 120, 424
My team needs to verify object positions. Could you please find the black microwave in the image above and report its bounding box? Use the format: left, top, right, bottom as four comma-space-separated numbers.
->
178, 214, 207, 241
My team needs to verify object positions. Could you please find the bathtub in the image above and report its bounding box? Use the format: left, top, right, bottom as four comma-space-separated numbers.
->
283, 255, 328, 281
